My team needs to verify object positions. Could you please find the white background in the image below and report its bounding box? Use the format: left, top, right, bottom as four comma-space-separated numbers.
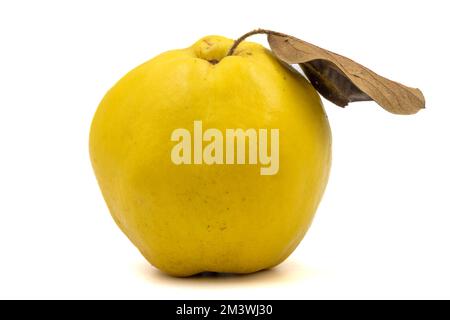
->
1, 0, 449, 299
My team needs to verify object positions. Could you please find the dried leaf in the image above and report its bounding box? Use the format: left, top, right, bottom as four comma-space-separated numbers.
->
267, 33, 425, 114
300, 60, 371, 107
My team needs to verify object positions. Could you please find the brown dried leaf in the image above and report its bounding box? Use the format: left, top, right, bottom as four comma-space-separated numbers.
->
267, 33, 425, 115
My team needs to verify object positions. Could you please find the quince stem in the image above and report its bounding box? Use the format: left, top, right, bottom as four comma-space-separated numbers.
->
227, 29, 286, 56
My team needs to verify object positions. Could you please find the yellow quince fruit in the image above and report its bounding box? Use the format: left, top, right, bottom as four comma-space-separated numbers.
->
89, 35, 331, 276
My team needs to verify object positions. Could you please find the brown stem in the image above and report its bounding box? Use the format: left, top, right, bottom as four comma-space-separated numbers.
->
226, 29, 287, 56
